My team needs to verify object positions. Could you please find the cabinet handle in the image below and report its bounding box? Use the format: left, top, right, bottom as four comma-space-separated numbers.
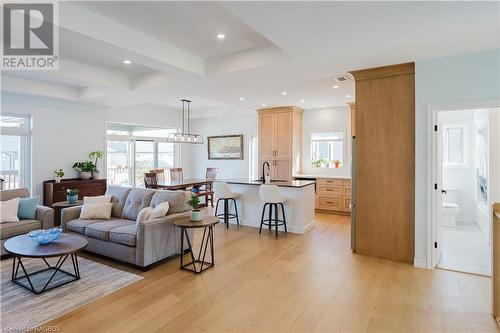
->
326, 189, 333, 191
326, 201, 333, 204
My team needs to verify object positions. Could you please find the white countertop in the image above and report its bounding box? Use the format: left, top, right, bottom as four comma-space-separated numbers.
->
294, 174, 351, 180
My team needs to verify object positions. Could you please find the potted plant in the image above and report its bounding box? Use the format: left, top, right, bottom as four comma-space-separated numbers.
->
89, 151, 104, 179
54, 169, 64, 183
187, 194, 202, 222
72, 161, 95, 180
66, 188, 79, 204
333, 160, 341, 168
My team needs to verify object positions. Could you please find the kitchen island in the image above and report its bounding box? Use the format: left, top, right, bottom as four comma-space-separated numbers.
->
223, 179, 316, 234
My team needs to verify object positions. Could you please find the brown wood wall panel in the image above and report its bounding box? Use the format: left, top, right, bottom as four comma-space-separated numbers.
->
350, 63, 415, 263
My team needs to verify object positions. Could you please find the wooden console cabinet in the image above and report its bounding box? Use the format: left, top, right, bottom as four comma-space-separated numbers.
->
315, 178, 351, 214
43, 178, 107, 224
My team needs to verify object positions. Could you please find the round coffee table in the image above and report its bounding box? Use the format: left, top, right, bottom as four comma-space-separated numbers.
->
173, 215, 219, 274
4, 233, 88, 294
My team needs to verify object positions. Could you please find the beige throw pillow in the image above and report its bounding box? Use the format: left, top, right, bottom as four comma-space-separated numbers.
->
83, 195, 112, 204
79, 203, 113, 220
0, 198, 20, 223
150, 201, 170, 219
136, 207, 152, 224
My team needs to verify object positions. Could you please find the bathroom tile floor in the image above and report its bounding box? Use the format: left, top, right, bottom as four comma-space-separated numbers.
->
438, 221, 491, 276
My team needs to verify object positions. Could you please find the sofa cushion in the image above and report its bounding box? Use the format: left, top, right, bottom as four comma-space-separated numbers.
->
0, 220, 41, 239
121, 188, 154, 221
150, 190, 189, 214
85, 219, 135, 241
0, 188, 29, 201
105, 186, 132, 218
66, 218, 105, 234
109, 224, 137, 247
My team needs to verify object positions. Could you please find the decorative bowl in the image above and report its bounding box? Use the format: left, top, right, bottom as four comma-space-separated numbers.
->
28, 228, 62, 245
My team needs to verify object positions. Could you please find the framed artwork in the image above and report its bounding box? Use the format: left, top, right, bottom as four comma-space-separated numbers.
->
207, 135, 243, 160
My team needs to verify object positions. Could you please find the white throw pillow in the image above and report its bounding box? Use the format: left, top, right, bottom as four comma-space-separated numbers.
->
136, 207, 152, 223
79, 203, 113, 220
0, 198, 20, 223
83, 195, 112, 204
150, 201, 170, 219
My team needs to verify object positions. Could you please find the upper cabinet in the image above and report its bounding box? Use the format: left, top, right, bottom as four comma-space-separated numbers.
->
257, 106, 303, 181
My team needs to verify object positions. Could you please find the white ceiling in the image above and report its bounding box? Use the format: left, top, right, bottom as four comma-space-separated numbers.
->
2, 1, 499, 117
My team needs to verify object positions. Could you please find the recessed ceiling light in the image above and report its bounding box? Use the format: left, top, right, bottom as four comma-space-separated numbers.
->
300, 99, 305, 103
321, 105, 325, 108
282, 91, 287, 95
346, 94, 352, 98
123, 60, 132, 64
261, 104, 267, 107
332, 85, 339, 89
217, 33, 225, 39
239, 97, 245, 101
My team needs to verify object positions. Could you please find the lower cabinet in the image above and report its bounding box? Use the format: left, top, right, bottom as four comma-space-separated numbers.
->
315, 178, 351, 214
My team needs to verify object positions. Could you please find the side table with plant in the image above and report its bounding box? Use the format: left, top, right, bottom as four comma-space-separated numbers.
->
66, 189, 79, 204
187, 194, 202, 221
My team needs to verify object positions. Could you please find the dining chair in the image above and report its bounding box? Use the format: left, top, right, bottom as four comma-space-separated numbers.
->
169, 168, 183, 182
196, 167, 219, 207
144, 172, 158, 189
149, 168, 166, 183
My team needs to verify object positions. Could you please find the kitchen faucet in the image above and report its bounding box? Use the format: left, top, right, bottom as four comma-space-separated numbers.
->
262, 161, 270, 183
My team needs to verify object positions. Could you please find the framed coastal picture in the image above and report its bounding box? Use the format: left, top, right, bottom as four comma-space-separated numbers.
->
207, 135, 243, 160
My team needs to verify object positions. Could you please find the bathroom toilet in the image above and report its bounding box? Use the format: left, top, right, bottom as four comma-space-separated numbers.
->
442, 189, 461, 227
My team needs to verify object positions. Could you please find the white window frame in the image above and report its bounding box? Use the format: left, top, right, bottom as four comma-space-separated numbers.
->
0, 113, 32, 191
309, 128, 346, 169
105, 122, 178, 187
442, 124, 468, 168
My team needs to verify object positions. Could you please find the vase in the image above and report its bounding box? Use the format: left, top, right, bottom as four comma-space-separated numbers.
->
80, 171, 92, 180
67, 194, 78, 204
92, 170, 100, 180
190, 209, 202, 222
54, 176, 62, 183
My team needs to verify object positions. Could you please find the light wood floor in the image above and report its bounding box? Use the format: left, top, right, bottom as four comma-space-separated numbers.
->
47, 213, 499, 332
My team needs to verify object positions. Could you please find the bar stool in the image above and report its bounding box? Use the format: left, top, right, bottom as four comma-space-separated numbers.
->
213, 181, 240, 229
259, 185, 287, 237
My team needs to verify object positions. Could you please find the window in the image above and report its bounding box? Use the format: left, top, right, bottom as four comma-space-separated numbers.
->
0, 114, 31, 190
106, 123, 177, 187
310, 131, 344, 168
443, 125, 467, 167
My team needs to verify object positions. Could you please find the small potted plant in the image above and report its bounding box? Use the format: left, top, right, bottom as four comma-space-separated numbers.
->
73, 161, 95, 180
333, 160, 341, 168
187, 194, 202, 222
66, 189, 79, 204
89, 151, 104, 179
54, 169, 64, 183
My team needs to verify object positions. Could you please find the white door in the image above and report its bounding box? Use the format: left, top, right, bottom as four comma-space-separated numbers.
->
432, 122, 444, 268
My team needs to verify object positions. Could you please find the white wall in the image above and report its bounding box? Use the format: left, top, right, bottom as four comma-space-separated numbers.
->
439, 110, 476, 224
302, 106, 351, 178
186, 113, 258, 179
1, 94, 181, 197
415, 49, 500, 266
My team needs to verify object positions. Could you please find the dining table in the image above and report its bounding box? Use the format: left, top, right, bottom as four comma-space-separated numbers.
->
156, 178, 213, 191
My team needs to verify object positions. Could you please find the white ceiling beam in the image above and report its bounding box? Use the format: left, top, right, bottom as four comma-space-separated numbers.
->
60, 2, 206, 76
1, 75, 79, 101
130, 73, 174, 91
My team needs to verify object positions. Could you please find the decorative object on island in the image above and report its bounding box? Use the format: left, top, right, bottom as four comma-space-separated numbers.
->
66, 189, 79, 204
166, 99, 203, 144
28, 227, 62, 245
257, 106, 303, 182
207, 134, 243, 160
72, 161, 95, 180
54, 169, 64, 183
89, 151, 104, 180
187, 194, 202, 221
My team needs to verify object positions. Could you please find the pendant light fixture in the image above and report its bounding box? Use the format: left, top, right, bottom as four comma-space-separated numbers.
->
167, 99, 204, 144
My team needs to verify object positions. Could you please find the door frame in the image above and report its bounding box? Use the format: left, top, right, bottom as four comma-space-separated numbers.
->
427, 100, 500, 269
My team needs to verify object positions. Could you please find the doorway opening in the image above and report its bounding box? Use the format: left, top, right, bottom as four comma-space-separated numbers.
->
431, 106, 499, 276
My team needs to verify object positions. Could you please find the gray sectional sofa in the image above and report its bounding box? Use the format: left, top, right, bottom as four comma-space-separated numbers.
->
0, 188, 55, 256
61, 186, 191, 269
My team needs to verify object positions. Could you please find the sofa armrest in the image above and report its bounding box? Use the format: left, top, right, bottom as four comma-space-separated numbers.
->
136, 211, 191, 267
61, 206, 82, 231
36, 205, 54, 229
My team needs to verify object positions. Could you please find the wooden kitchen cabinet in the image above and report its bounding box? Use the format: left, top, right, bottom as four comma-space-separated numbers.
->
257, 106, 303, 181
315, 177, 351, 215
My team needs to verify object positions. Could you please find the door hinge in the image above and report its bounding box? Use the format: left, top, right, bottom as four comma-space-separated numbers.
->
434, 183, 438, 190
434, 125, 438, 131
434, 242, 438, 249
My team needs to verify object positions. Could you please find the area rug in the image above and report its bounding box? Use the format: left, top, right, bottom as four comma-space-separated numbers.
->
1, 256, 142, 332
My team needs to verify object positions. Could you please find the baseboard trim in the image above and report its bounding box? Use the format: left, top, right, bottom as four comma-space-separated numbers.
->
413, 258, 428, 269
